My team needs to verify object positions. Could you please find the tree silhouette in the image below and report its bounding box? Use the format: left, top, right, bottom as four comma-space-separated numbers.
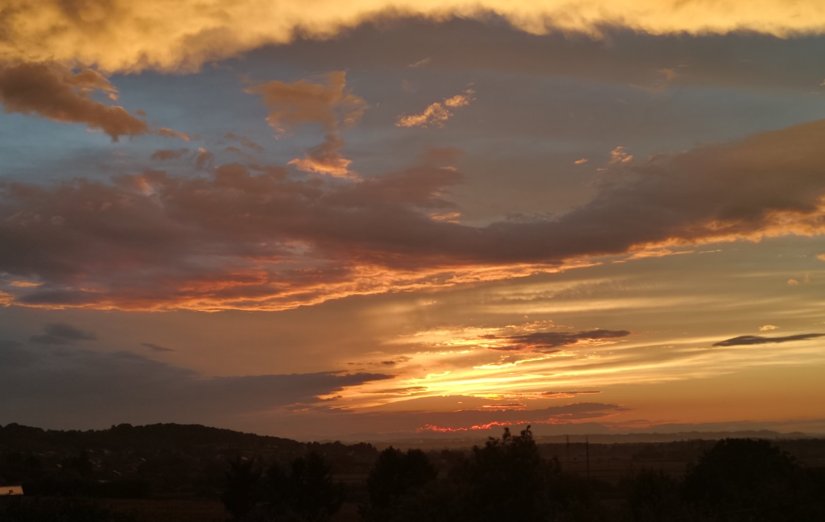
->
684, 438, 815, 521
222, 457, 261, 520
285, 452, 344, 522
363, 447, 437, 520
226, 452, 344, 522
457, 426, 561, 522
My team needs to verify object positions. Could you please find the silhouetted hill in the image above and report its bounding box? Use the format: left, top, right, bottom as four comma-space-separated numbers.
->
0, 423, 378, 499
0, 422, 303, 454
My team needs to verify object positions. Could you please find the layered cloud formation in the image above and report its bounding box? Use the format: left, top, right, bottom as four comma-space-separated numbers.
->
3, 115, 825, 311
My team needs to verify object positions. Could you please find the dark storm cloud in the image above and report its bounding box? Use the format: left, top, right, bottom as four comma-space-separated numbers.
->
0, 62, 148, 140
29, 322, 97, 345
713, 333, 825, 347
2, 117, 825, 310
0, 338, 391, 429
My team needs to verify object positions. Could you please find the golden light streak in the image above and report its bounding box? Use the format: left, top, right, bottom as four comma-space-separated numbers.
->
7, 280, 43, 288
328, 329, 825, 412
8, 261, 572, 312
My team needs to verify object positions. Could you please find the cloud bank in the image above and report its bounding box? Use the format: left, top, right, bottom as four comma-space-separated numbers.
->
4, 1, 825, 74
0, 335, 390, 430
3, 115, 825, 311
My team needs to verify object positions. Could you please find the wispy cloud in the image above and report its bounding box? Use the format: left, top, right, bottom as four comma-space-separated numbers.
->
151, 148, 189, 161
158, 127, 191, 142
30, 323, 97, 345
396, 88, 474, 128
407, 57, 431, 68
417, 403, 626, 433
713, 333, 825, 347
500, 329, 631, 352
141, 342, 175, 353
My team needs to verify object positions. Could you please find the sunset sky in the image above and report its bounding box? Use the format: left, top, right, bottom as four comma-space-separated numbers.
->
2, 1, 825, 440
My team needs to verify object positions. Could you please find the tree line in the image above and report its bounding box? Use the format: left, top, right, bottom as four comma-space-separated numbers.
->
221, 427, 825, 522
2, 425, 824, 521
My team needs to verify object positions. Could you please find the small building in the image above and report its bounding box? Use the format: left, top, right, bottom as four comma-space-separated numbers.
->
0, 485, 23, 496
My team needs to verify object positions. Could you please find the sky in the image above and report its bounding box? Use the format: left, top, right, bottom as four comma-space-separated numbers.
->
2, 0, 825, 441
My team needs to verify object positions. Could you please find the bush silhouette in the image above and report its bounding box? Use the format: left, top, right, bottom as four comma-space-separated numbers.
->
624, 469, 684, 522
222, 452, 343, 522
684, 438, 812, 521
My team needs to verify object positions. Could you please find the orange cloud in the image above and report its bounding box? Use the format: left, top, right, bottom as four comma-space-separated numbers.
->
396, 88, 474, 128
609, 145, 633, 164
248, 72, 365, 133
0, 62, 147, 140
248, 72, 365, 177
4, 2, 825, 74
158, 127, 191, 142
288, 134, 353, 177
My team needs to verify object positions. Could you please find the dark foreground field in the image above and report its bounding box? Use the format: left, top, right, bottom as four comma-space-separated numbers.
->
2, 423, 825, 521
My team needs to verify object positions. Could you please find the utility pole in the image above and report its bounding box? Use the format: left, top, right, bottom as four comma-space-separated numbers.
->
585, 436, 590, 481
